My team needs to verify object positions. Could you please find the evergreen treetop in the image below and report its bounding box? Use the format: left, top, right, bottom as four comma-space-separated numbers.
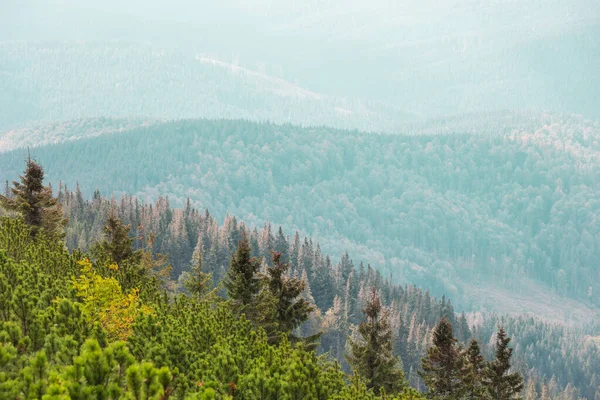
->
0, 157, 66, 238
224, 231, 261, 309
419, 317, 463, 399
485, 327, 524, 400
347, 286, 407, 395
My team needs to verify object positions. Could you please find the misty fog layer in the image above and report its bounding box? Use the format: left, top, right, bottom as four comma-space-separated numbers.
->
2, 0, 599, 123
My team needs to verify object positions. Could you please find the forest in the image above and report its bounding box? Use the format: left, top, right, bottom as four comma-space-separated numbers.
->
2, 2, 599, 399
0, 42, 412, 133
1, 158, 599, 399
1, 117, 599, 319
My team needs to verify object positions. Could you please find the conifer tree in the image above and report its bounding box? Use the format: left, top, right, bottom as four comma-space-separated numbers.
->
462, 339, 488, 400
264, 251, 315, 339
485, 328, 523, 400
420, 317, 463, 399
347, 287, 406, 395
93, 211, 140, 265
0, 157, 66, 238
224, 232, 261, 309
524, 380, 537, 400
182, 243, 213, 298
311, 245, 336, 311
290, 231, 300, 270
274, 226, 289, 263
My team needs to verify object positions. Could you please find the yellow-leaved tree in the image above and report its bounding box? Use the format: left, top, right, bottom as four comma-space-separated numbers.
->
72, 259, 153, 340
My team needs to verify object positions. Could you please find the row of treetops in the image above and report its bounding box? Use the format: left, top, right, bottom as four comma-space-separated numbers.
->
0, 157, 524, 399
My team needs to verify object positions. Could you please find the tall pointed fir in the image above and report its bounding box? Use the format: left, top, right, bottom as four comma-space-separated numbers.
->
264, 252, 315, 342
0, 157, 66, 238
347, 287, 406, 395
224, 231, 261, 310
93, 211, 141, 265
274, 226, 289, 264
182, 242, 213, 298
485, 328, 523, 400
462, 339, 488, 400
311, 244, 335, 311
419, 317, 463, 399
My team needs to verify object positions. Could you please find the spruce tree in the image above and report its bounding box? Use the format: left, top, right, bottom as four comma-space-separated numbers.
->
264, 251, 315, 338
93, 211, 140, 265
462, 339, 488, 400
311, 245, 335, 311
420, 317, 463, 399
274, 226, 289, 263
485, 328, 523, 400
347, 287, 406, 395
224, 232, 261, 308
0, 157, 66, 238
183, 244, 213, 298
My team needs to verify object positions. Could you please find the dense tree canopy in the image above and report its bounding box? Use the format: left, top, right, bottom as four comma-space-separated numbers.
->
1, 116, 599, 320
1, 143, 597, 398
0, 215, 432, 399
31, 184, 600, 399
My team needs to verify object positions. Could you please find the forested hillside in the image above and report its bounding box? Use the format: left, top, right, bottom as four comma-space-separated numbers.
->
54, 186, 600, 399
0, 158, 544, 399
3, 1, 599, 399
3, 1, 599, 120
2, 159, 599, 398
0, 42, 413, 132
0, 118, 154, 153
2, 117, 599, 321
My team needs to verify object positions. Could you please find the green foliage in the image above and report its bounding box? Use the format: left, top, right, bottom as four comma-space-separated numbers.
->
71, 258, 154, 341
263, 251, 315, 342
419, 318, 464, 399
461, 340, 488, 400
181, 246, 214, 300
347, 287, 406, 395
5, 117, 600, 315
91, 211, 141, 266
37, 185, 594, 398
0, 158, 66, 239
224, 232, 261, 312
0, 217, 350, 398
484, 328, 524, 400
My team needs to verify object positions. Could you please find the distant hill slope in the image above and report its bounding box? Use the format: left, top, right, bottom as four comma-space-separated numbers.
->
0, 117, 156, 152
2, 1, 599, 119
0, 42, 415, 132
1, 116, 599, 324
0, 111, 581, 153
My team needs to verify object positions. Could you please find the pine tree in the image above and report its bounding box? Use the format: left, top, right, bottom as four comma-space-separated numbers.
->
224, 232, 261, 309
93, 211, 140, 265
462, 339, 488, 400
419, 317, 463, 399
485, 328, 523, 400
274, 226, 289, 264
183, 243, 213, 298
0, 157, 66, 238
311, 244, 335, 311
264, 252, 315, 339
347, 287, 406, 395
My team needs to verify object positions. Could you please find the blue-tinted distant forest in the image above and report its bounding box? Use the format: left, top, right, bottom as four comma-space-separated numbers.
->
2, 117, 599, 319
2, 0, 600, 398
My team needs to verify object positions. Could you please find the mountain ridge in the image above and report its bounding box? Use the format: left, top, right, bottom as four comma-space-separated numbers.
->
2, 116, 599, 325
